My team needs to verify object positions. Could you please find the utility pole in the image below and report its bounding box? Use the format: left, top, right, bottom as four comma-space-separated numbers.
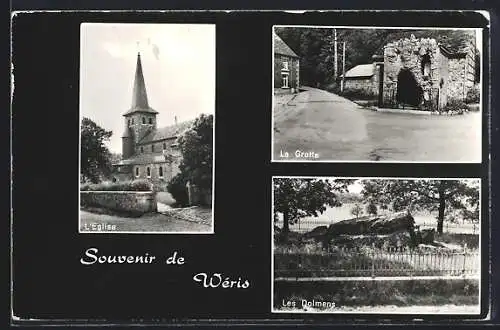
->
333, 28, 338, 81
341, 41, 346, 92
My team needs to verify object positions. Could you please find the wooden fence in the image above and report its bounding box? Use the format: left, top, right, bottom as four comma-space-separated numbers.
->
274, 246, 479, 279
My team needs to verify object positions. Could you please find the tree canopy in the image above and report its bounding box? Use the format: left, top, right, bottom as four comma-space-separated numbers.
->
177, 114, 213, 190
168, 114, 213, 206
361, 179, 479, 234
275, 27, 479, 88
80, 117, 113, 183
273, 178, 354, 240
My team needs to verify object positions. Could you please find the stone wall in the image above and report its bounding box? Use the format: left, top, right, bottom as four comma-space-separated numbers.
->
436, 50, 449, 108
447, 49, 475, 102
80, 191, 157, 214
382, 36, 443, 108
344, 77, 378, 96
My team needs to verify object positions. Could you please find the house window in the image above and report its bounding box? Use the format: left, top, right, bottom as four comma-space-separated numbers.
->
146, 167, 151, 178
281, 73, 289, 88
142, 117, 146, 124
135, 167, 139, 177
128, 119, 131, 125
132, 118, 134, 124
152, 144, 155, 152
159, 166, 163, 178
282, 61, 289, 71
163, 142, 167, 150
149, 118, 152, 124
140, 146, 144, 153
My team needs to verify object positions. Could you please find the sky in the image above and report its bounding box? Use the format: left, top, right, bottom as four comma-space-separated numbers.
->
80, 23, 216, 154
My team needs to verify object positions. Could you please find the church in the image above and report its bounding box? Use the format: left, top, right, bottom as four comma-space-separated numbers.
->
112, 52, 194, 186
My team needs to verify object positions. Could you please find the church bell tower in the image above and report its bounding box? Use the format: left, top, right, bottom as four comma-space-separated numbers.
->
122, 52, 159, 157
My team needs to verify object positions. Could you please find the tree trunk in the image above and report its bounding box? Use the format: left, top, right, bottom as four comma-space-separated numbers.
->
282, 210, 290, 243
437, 182, 446, 235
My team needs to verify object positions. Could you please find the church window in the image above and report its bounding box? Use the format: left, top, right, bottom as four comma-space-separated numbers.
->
135, 167, 139, 177
152, 144, 155, 152
140, 146, 144, 153
159, 166, 163, 178
142, 117, 146, 124
163, 142, 167, 150
149, 118, 153, 124
146, 167, 151, 178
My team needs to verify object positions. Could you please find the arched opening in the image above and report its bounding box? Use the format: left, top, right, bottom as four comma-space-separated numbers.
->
421, 54, 431, 77
396, 69, 423, 107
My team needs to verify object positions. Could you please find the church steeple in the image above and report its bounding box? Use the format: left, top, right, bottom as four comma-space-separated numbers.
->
131, 52, 149, 110
124, 52, 158, 115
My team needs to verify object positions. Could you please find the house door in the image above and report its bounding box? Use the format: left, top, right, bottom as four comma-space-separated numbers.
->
396, 69, 422, 107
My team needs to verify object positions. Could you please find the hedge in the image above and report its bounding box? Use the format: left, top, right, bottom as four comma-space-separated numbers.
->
80, 179, 153, 192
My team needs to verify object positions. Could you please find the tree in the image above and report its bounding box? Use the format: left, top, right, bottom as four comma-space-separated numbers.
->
350, 203, 363, 218
366, 201, 378, 216
168, 114, 213, 206
80, 117, 113, 183
273, 178, 353, 242
275, 27, 478, 89
361, 179, 479, 234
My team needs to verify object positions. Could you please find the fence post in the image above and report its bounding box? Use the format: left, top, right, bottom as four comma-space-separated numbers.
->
462, 243, 468, 278
371, 243, 375, 278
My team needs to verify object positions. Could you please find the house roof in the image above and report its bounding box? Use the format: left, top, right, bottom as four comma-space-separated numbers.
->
274, 33, 299, 58
124, 53, 158, 116
137, 119, 195, 145
343, 64, 374, 78
438, 44, 467, 59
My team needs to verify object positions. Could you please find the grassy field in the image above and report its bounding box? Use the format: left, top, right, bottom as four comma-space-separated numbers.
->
274, 279, 479, 310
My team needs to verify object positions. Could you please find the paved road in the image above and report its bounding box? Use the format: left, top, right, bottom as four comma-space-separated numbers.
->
273, 87, 482, 162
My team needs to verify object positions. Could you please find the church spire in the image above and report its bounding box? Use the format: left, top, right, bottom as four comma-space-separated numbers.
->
131, 52, 149, 109
124, 52, 158, 115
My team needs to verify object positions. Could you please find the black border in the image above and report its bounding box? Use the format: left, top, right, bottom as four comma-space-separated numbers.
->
9, 9, 497, 327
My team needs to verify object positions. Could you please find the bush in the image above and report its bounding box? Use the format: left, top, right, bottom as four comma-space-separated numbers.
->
167, 173, 189, 207
442, 99, 468, 114
465, 85, 480, 104
80, 179, 152, 191
322, 81, 341, 94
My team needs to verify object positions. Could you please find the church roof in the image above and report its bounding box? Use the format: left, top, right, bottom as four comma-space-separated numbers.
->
137, 119, 195, 145
274, 33, 299, 58
124, 53, 158, 116
343, 64, 374, 78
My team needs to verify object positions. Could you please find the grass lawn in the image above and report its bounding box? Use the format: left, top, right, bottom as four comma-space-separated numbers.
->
274, 279, 479, 311
80, 209, 212, 233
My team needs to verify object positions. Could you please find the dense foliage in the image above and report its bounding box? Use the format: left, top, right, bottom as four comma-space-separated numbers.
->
361, 179, 479, 234
275, 27, 479, 89
80, 117, 113, 183
273, 178, 354, 241
168, 114, 213, 206
80, 179, 152, 192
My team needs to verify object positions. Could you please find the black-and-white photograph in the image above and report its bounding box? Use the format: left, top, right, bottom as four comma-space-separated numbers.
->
79, 23, 215, 234
272, 177, 481, 314
272, 26, 482, 162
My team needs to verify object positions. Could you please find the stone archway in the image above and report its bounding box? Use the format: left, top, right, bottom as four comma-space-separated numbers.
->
396, 69, 423, 107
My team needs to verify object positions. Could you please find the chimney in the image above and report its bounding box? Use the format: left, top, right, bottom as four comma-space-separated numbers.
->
174, 116, 178, 125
